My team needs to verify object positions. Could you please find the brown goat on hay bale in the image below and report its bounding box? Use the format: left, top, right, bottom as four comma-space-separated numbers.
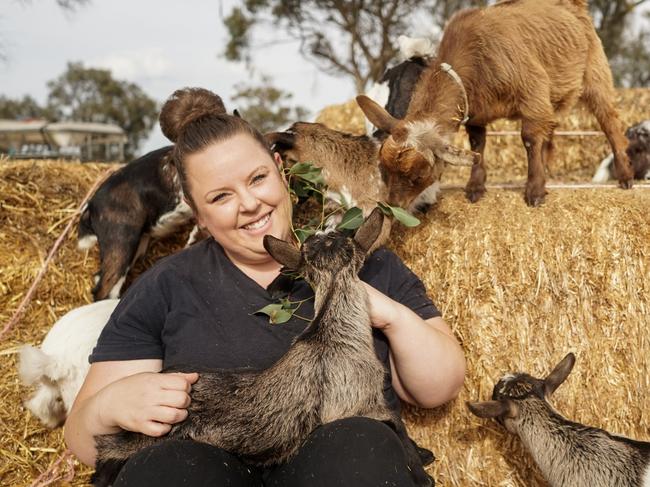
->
357, 0, 634, 208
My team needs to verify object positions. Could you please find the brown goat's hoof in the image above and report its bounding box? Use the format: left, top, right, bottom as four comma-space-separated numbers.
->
525, 193, 545, 207
465, 186, 486, 203
619, 178, 634, 190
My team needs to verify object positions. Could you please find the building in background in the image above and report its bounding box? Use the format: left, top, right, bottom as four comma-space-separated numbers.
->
0, 120, 127, 162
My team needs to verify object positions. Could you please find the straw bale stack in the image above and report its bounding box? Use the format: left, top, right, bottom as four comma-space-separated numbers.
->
2, 159, 649, 485
0, 160, 192, 486
316, 88, 650, 185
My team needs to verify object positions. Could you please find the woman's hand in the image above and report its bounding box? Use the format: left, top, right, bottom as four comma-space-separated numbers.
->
96, 371, 199, 437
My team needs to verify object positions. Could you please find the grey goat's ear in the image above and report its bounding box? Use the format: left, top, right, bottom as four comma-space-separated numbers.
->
544, 353, 576, 397
354, 207, 385, 252
467, 400, 517, 419
263, 235, 302, 270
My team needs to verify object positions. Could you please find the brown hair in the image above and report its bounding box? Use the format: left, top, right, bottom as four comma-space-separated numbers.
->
159, 87, 272, 209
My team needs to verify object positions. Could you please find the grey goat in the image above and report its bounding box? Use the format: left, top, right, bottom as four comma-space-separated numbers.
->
468, 353, 650, 487
92, 208, 433, 487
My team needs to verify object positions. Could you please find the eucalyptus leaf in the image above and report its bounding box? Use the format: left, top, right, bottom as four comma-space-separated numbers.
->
270, 309, 293, 324
389, 206, 421, 227
255, 303, 284, 317
337, 207, 364, 230
295, 227, 316, 243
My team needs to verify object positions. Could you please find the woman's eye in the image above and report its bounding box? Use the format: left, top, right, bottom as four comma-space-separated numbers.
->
252, 173, 267, 184
211, 193, 228, 203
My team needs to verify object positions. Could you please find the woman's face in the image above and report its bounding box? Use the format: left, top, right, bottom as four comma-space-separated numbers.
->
185, 133, 292, 266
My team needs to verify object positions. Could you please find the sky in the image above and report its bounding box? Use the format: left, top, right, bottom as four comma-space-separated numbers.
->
0, 0, 357, 155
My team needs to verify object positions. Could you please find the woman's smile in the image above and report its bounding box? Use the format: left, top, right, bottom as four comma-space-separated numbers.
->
240, 211, 272, 233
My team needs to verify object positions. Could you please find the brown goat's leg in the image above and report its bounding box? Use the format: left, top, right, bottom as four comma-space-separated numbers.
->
581, 68, 634, 188
465, 125, 487, 203
542, 130, 556, 178
521, 120, 549, 207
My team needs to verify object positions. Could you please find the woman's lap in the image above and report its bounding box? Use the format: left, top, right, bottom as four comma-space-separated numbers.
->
112, 417, 417, 487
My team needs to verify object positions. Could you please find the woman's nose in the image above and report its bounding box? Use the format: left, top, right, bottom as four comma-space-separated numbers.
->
239, 189, 260, 212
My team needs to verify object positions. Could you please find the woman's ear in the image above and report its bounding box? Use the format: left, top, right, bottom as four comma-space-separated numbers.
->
273, 151, 284, 167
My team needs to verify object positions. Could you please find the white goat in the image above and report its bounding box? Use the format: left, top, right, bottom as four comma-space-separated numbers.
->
18, 299, 118, 428
468, 353, 650, 487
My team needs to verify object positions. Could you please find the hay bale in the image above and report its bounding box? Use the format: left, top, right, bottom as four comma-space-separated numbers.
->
316, 88, 650, 185
391, 187, 650, 485
0, 160, 191, 485
2, 160, 649, 485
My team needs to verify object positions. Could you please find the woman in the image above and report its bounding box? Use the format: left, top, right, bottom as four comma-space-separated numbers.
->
64, 87, 466, 486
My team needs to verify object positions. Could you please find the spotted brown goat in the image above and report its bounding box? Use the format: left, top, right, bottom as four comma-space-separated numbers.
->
357, 0, 634, 207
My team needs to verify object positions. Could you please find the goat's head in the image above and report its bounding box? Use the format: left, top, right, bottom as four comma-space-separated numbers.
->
263, 207, 384, 287
626, 120, 650, 179
356, 94, 479, 209
466, 353, 576, 433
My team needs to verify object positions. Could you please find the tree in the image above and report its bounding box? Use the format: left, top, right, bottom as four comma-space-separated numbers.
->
231, 75, 309, 133
588, 1, 650, 87
46, 62, 158, 157
223, 0, 485, 94
0, 94, 54, 119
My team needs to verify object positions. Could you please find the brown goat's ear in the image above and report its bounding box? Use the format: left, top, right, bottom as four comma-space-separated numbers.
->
544, 353, 576, 397
356, 95, 400, 134
467, 400, 517, 419
354, 207, 385, 252
264, 132, 296, 152
233, 109, 242, 118
263, 235, 302, 270
434, 144, 480, 167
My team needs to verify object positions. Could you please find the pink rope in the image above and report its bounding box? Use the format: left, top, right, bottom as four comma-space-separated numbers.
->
29, 450, 76, 487
0, 166, 116, 341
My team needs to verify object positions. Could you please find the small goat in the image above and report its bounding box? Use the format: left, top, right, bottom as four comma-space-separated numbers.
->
468, 353, 650, 487
78, 146, 194, 300
357, 0, 634, 207
18, 300, 118, 428
365, 35, 436, 139
593, 120, 650, 183
92, 208, 432, 487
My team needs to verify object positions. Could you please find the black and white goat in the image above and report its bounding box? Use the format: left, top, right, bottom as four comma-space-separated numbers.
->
468, 353, 650, 487
593, 120, 650, 182
78, 146, 195, 300
92, 209, 433, 487
18, 300, 119, 428
364, 35, 436, 139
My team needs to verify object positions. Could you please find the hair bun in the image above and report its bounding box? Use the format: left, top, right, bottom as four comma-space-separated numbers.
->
159, 87, 227, 143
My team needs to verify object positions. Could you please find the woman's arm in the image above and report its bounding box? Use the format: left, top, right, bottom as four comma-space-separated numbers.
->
362, 283, 466, 408
64, 359, 198, 466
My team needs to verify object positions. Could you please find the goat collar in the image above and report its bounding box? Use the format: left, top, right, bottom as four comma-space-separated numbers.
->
440, 63, 470, 126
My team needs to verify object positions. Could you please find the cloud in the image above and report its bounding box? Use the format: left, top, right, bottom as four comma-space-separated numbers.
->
92, 48, 172, 81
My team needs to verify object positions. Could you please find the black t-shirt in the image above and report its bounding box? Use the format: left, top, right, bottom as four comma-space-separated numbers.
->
90, 237, 440, 412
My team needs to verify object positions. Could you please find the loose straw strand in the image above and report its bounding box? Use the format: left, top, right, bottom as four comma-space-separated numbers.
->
0, 166, 116, 341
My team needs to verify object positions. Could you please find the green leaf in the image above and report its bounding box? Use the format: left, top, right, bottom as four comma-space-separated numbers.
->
255, 303, 284, 317
270, 309, 293, 324
337, 207, 364, 230
294, 227, 316, 243
377, 202, 421, 227
288, 162, 315, 174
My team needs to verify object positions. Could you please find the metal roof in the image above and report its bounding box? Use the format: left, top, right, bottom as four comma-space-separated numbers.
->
0, 119, 125, 135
